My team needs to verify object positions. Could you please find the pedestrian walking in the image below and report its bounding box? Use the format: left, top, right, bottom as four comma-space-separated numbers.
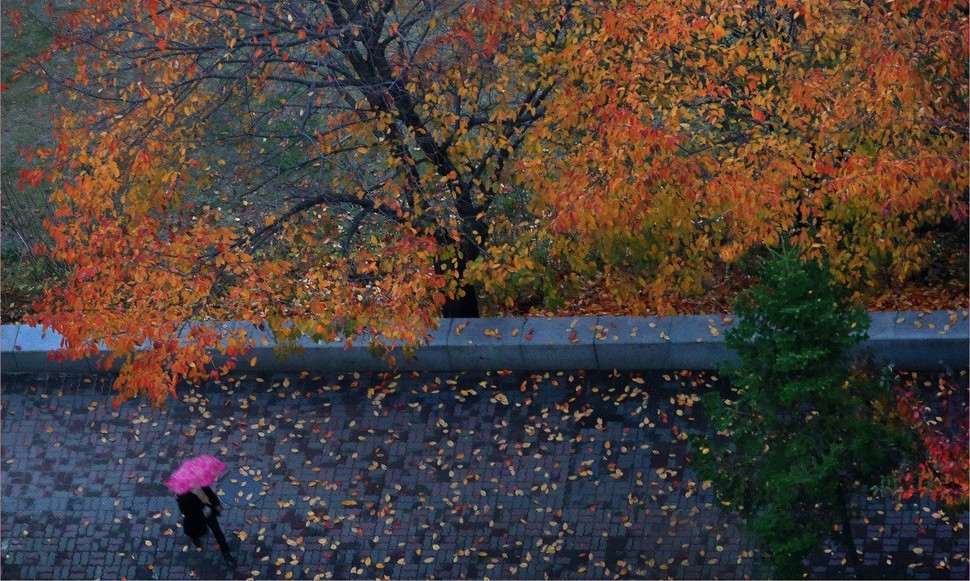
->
165, 455, 237, 567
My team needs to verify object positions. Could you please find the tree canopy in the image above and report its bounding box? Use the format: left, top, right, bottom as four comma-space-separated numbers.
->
13, 0, 968, 404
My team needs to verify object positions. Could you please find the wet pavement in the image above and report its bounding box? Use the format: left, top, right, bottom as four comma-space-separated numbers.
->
1, 370, 966, 579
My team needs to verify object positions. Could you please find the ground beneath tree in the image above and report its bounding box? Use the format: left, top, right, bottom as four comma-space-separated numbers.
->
1, 370, 966, 580
491, 274, 969, 318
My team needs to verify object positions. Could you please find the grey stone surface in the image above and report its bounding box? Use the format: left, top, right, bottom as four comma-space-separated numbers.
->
593, 316, 671, 370
1, 325, 19, 373
207, 321, 454, 373
12, 326, 92, 374
1, 311, 966, 375
390, 319, 453, 371
446, 318, 527, 370
519, 317, 598, 369
187, 321, 275, 374
663, 314, 737, 370
860, 311, 970, 370
272, 332, 384, 372
177, 321, 274, 347
92, 335, 159, 373
860, 311, 903, 365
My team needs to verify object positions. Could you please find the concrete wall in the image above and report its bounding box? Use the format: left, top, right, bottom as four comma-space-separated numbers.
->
2, 310, 967, 374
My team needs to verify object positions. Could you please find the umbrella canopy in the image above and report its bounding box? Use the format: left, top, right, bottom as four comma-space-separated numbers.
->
165, 455, 227, 495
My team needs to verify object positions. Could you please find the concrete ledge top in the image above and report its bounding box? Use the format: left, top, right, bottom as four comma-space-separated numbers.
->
1, 310, 967, 374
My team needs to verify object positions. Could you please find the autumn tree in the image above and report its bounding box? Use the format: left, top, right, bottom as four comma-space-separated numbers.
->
16, 0, 968, 404
21, 0, 587, 403
512, 0, 968, 311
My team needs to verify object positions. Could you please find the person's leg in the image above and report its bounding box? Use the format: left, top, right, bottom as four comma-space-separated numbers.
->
206, 514, 234, 561
190, 535, 203, 549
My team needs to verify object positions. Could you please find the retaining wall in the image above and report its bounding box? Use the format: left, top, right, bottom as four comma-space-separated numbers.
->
1, 311, 966, 374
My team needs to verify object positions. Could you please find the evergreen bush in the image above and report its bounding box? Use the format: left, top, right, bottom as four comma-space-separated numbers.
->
692, 247, 913, 578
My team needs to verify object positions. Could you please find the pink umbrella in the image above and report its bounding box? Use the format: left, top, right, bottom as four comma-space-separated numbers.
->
165, 455, 227, 495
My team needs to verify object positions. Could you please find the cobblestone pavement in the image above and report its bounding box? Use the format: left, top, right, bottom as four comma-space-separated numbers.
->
1, 370, 966, 580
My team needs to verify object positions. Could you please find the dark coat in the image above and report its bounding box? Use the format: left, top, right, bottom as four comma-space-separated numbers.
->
176, 486, 222, 538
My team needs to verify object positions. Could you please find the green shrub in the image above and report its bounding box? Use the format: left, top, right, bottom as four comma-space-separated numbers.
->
691, 247, 913, 578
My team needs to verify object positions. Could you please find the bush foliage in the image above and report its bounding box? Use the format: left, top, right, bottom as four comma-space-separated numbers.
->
692, 248, 914, 577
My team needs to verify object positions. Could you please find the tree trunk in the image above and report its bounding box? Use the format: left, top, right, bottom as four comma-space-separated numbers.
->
837, 486, 860, 568
437, 221, 484, 319
442, 283, 480, 318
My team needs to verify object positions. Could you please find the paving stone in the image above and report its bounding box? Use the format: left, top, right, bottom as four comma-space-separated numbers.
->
0, 370, 966, 579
